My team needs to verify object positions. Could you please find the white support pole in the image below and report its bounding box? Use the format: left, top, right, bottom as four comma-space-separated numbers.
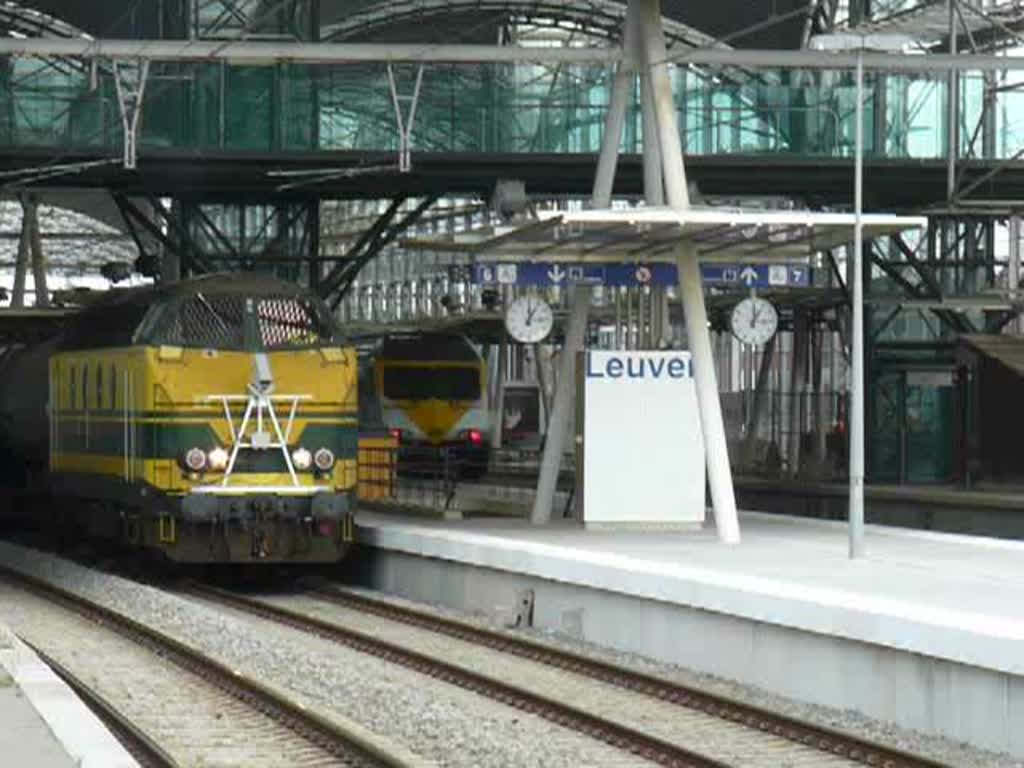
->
492, 329, 508, 450
947, 0, 959, 201
592, 1, 637, 209
639, 74, 665, 207
639, 0, 739, 543
677, 245, 741, 544
593, 63, 632, 209
531, 284, 590, 524
639, 0, 688, 210
26, 199, 48, 307
11, 197, 29, 308
850, 50, 866, 559
1010, 214, 1021, 333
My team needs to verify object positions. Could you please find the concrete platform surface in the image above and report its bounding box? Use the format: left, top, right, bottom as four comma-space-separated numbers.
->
0, 624, 138, 768
0, 678, 76, 768
356, 509, 1024, 756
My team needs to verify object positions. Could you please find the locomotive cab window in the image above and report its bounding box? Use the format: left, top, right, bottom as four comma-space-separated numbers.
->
381, 366, 481, 401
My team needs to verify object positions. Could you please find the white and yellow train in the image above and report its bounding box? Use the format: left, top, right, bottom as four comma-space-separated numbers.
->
358, 333, 490, 478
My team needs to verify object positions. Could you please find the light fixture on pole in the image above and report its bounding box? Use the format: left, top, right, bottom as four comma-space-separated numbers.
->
808, 33, 910, 559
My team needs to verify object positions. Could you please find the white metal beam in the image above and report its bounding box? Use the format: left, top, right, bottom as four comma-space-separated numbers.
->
675, 47, 1024, 71
2, 38, 1024, 70
0, 38, 621, 64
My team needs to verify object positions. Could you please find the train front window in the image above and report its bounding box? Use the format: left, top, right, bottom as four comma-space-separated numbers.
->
148, 293, 335, 350
382, 366, 480, 401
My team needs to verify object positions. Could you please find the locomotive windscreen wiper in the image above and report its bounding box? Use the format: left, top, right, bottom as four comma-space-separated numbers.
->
195, 292, 232, 336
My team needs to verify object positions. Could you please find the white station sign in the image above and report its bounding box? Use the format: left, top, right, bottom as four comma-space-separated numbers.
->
582, 350, 705, 526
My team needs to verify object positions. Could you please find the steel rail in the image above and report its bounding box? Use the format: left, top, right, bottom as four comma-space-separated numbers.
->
25, 642, 179, 768
185, 583, 732, 768
0, 565, 414, 768
305, 585, 953, 768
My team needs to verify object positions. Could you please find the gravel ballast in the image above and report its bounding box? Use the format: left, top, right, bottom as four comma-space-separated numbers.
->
0, 542, 646, 768
254, 592, 859, 768
328, 584, 1024, 768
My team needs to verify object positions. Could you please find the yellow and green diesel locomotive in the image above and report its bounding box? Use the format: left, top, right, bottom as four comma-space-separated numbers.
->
0, 274, 358, 563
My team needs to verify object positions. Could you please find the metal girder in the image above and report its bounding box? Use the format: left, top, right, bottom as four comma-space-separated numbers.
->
0, 38, 620, 64
319, 195, 406, 299
324, 194, 441, 309
113, 194, 215, 277
674, 46, 1024, 71
2, 36, 1024, 70
892, 232, 944, 297
322, 0, 723, 50
869, 240, 975, 335
826, 249, 849, 303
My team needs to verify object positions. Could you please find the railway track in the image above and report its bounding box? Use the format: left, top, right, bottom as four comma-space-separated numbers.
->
185, 582, 952, 768
0, 566, 418, 768
27, 644, 178, 768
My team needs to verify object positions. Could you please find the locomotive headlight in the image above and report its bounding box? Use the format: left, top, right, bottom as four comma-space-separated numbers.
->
181, 447, 207, 472
207, 447, 230, 471
291, 447, 313, 470
313, 447, 335, 472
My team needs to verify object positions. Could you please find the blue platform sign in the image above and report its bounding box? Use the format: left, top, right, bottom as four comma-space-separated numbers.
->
472, 262, 810, 289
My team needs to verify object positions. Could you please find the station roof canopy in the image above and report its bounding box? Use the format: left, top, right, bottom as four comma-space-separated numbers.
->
402, 207, 927, 264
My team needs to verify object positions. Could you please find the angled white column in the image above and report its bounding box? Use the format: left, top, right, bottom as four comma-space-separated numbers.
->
492, 330, 508, 450
531, 284, 590, 524
676, 245, 741, 543
639, 74, 665, 206
639, 0, 740, 543
638, 0, 688, 210
532, 0, 641, 524
25, 199, 48, 307
11, 197, 30, 308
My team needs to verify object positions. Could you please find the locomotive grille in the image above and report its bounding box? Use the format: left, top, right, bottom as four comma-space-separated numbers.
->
165, 294, 246, 348
257, 298, 322, 348
158, 294, 329, 350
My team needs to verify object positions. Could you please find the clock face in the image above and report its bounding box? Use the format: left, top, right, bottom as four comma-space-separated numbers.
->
730, 297, 778, 347
505, 295, 554, 344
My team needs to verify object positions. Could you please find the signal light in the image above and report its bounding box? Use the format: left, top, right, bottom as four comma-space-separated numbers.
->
291, 447, 313, 470
314, 447, 336, 472
389, 428, 402, 441
207, 447, 229, 471
465, 429, 483, 445
181, 447, 207, 472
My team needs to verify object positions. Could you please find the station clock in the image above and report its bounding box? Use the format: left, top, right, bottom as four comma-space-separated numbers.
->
504, 295, 554, 344
730, 296, 778, 347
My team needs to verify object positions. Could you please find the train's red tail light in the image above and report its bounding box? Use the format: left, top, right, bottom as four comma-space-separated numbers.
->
466, 429, 483, 445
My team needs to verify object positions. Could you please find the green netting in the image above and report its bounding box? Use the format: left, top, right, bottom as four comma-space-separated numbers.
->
0, 58, 1018, 161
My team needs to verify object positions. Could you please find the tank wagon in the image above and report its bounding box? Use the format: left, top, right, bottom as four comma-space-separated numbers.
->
359, 332, 490, 478
0, 274, 359, 564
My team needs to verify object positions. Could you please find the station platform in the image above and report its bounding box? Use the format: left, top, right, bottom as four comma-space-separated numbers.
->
0, 622, 137, 768
354, 509, 1024, 759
